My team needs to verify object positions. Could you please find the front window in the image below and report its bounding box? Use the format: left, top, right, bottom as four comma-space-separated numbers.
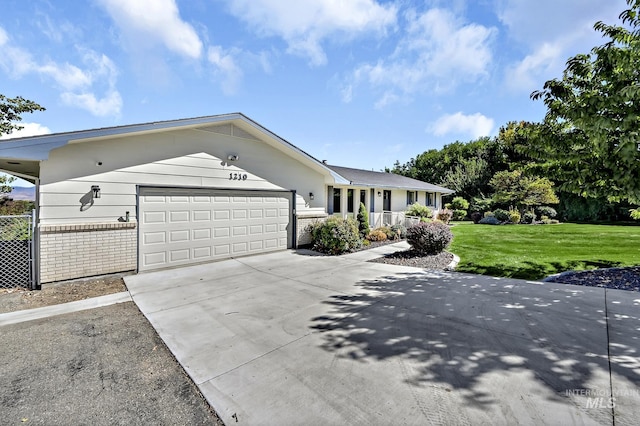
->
347, 189, 354, 213
426, 192, 433, 206
333, 188, 342, 213
407, 191, 417, 205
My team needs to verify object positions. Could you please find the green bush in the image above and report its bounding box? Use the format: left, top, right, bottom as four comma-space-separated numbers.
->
452, 209, 467, 221
630, 208, 640, 220
508, 209, 521, 224
450, 196, 470, 210
436, 209, 453, 224
493, 209, 510, 222
357, 202, 369, 236
367, 228, 388, 242
390, 223, 407, 239
522, 211, 536, 224
309, 217, 362, 254
406, 202, 433, 219
471, 197, 493, 213
470, 212, 482, 223
484, 211, 495, 218
406, 221, 453, 255
536, 206, 557, 219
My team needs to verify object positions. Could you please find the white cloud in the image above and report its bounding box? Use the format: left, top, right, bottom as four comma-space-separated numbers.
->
431, 112, 494, 139
0, 122, 51, 140
208, 46, 243, 95
498, 0, 629, 93
347, 8, 496, 106
61, 91, 122, 117
98, 0, 202, 59
223, 0, 397, 66
0, 27, 8, 45
0, 26, 122, 117
504, 42, 564, 93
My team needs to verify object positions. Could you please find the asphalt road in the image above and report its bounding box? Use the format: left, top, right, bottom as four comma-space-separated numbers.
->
0, 302, 223, 425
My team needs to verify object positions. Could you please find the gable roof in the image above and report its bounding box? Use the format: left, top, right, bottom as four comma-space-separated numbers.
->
326, 164, 454, 193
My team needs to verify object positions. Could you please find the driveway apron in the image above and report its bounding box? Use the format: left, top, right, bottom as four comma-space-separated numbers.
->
125, 245, 640, 425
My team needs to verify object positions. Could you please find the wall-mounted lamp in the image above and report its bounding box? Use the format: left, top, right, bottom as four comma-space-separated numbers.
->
91, 185, 101, 199
227, 154, 239, 161
309, 192, 314, 200
377, 191, 382, 197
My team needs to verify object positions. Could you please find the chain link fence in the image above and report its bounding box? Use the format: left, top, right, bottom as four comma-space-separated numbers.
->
0, 213, 34, 289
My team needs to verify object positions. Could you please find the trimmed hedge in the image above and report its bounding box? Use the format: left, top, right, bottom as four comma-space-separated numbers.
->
406, 221, 453, 255
309, 217, 362, 254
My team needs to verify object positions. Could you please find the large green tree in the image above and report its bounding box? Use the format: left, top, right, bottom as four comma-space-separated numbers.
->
0, 94, 45, 198
529, 0, 640, 204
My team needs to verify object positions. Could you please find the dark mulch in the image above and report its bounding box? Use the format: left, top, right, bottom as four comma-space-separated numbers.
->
544, 267, 640, 292
368, 250, 455, 270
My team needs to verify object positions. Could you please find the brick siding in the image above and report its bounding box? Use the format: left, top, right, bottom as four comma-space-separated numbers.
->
39, 222, 137, 283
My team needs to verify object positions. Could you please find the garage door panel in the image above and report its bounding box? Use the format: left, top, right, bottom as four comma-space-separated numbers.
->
193, 210, 211, 221
139, 187, 292, 271
214, 210, 230, 220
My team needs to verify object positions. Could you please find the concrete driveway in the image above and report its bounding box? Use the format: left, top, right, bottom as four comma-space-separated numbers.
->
124, 243, 640, 425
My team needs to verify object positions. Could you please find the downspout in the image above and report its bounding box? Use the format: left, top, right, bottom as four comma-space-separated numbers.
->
32, 177, 41, 290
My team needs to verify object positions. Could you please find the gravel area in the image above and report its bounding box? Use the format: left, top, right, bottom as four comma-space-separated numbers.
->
368, 249, 455, 269
544, 267, 640, 292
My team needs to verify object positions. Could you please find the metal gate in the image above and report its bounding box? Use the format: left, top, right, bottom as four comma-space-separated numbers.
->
0, 211, 35, 289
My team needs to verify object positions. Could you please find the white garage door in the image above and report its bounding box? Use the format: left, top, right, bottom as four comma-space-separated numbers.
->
138, 187, 292, 271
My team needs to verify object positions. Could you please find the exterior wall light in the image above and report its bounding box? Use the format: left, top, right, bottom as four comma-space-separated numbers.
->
91, 185, 101, 199
377, 191, 382, 197
227, 154, 239, 161
309, 192, 314, 200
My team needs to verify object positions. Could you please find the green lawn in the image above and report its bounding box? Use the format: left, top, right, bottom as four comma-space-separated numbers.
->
449, 222, 640, 280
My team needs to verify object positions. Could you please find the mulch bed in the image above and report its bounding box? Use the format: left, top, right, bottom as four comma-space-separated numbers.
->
368, 250, 454, 269
544, 267, 640, 292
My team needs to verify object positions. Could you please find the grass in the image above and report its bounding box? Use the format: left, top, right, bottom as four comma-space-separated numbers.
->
449, 222, 640, 280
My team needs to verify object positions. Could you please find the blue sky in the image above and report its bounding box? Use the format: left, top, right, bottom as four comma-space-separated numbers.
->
0, 0, 629, 186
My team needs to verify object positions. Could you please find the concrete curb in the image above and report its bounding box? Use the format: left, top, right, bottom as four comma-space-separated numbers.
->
0, 291, 133, 327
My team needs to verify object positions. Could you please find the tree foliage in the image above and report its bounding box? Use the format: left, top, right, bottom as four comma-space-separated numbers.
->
0, 175, 15, 198
489, 170, 559, 212
529, 0, 640, 204
0, 94, 45, 136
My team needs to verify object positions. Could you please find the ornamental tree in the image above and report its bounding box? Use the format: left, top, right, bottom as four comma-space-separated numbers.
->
529, 0, 640, 204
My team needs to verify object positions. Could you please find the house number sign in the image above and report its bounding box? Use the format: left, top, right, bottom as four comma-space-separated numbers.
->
229, 172, 248, 181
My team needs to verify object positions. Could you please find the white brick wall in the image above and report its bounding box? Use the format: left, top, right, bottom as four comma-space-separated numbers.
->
39, 222, 137, 283
296, 213, 328, 246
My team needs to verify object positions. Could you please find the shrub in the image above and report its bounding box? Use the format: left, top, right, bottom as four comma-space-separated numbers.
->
450, 196, 470, 210
436, 208, 453, 224
484, 211, 495, 218
536, 206, 557, 218
522, 211, 536, 224
367, 228, 388, 242
406, 221, 453, 255
508, 209, 521, 224
357, 202, 369, 236
309, 216, 362, 254
630, 208, 640, 220
452, 209, 467, 221
390, 223, 407, 239
471, 197, 493, 213
493, 208, 510, 222
470, 212, 482, 224
478, 216, 501, 225
406, 202, 433, 219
